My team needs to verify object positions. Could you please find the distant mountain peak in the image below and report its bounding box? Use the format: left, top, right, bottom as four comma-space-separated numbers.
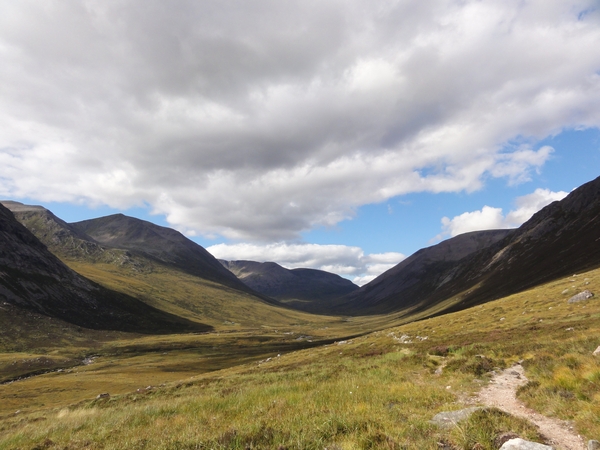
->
71, 214, 256, 293
220, 259, 359, 311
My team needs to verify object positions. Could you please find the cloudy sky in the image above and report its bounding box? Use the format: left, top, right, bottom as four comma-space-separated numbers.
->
1, 1, 599, 285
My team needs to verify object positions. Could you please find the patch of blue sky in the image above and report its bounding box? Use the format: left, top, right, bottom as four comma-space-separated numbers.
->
535, 127, 600, 191
303, 127, 600, 257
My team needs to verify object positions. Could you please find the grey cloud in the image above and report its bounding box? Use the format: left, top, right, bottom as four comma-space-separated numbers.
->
1, 1, 599, 241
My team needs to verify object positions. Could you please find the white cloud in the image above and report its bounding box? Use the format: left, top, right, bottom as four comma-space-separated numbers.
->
438, 188, 569, 238
0, 1, 599, 240
505, 188, 569, 225
208, 243, 405, 286
440, 206, 506, 238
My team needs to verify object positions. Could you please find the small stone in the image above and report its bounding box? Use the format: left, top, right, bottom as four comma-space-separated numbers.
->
96, 392, 110, 399
429, 407, 482, 428
593, 346, 600, 357
588, 440, 600, 450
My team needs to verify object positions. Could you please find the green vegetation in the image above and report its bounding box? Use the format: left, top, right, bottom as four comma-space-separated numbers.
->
1, 266, 599, 448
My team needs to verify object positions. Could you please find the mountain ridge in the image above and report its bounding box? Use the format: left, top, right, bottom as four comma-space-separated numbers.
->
0, 202, 211, 333
342, 174, 600, 315
71, 214, 254, 293
220, 259, 359, 309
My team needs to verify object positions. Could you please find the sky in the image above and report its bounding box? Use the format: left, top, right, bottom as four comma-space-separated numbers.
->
1, 1, 599, 285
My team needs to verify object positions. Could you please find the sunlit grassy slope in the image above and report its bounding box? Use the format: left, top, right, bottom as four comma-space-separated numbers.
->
64, 254, 471, 333
62, 258, 411, 339
1, 265, 599, 449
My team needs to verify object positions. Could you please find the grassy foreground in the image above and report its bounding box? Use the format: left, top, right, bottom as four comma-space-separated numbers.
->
1, 267, 599, 449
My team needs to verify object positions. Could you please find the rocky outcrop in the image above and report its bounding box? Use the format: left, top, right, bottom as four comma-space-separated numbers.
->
1, 201, 151, 271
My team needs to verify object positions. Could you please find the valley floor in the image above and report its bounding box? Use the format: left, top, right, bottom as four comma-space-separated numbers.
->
1, 267, 600, 449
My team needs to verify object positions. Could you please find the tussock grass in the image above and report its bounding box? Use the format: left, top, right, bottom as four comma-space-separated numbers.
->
449, 408, 541, 450
1, 267, 599, 448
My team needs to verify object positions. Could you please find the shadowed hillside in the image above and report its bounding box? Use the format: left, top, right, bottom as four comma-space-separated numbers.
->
0, 203, 211, 333
220, 259, 359, 309
336, 230, 513, 314
3, 202, 341, 330
342, 174, 600, 316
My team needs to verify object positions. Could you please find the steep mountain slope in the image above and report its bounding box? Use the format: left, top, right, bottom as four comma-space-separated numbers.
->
70, 214, 256, 294
434, 174, 600, 313
0, 203, 210, 333
344, 174, 600, 315
337, 229, 514, 314
1, 201, 149, 270
3, 202, 326, 329
220, 260, 359, 309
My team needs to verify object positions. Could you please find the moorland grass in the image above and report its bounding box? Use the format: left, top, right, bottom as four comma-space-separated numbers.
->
1, 267, 599, 448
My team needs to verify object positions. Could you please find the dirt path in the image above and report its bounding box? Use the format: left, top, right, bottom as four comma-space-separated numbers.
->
477, 363, 586, 450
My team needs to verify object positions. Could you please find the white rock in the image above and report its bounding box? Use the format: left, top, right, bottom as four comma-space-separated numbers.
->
500, 438, 554, 450
567, 290, 594, 303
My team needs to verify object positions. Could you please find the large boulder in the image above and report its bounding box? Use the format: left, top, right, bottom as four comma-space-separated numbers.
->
567, 290, 594, 303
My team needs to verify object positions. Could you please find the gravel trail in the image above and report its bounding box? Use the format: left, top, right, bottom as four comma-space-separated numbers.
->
477, 363, 586, 450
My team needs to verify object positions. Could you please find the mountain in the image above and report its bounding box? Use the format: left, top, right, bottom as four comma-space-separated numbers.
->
0, 202, 211, 333
220, 260, 359, 310
0, 201, 151, 270
3, 202, 257, 293
3, 202, 301, 328
339, 229, 514, 314
343, 174, 600, 315
69, 214, 256, 293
